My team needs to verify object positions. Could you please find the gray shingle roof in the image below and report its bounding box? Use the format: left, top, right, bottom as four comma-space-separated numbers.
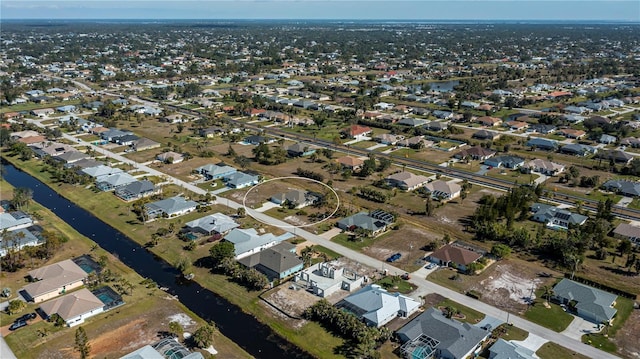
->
553, 278, 617, 323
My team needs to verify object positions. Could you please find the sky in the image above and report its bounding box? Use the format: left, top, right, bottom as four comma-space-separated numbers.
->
1, 0, 639, 22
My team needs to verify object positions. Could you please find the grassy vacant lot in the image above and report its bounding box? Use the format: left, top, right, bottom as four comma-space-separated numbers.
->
536, 342, 590, 359
375, 276, 416, 294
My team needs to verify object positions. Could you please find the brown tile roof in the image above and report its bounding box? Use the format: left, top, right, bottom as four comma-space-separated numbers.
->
39, 288, 103, 322
336, 156, 364, 167
24, 259, 87, 299
430, 244, 482, 265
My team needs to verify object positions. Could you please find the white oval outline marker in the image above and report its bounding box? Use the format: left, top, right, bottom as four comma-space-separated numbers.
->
242, 176, 340, 229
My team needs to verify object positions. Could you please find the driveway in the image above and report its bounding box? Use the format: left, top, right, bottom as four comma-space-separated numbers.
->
561, 316, 601, 340
474, 315, 505, 331
255, 201, 280, 213
511, 333, 548, 353
319, 227, 342, 239
366, 143, 387, 151
618, 196, 633, 208
475, 165, 490, 176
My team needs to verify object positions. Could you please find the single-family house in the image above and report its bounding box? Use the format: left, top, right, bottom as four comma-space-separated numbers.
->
453, 147, 496, 161
552, 279, 617, 324
527, 124, 557, 134
484, 155, 524, 169
223, 171, 260, 189
286, 143, 317, 157
530, 203, 588, 230
238, 242, 304, 280
0, 211, 34, 232
374, 133, 404, 145
244, 135, 274, 145
39, 288, 104, 327
525, 159, 565, 176
558, 128, 586, 139
114, 180, 159, 201
17, 135, 47, 147
336, 156, 365, 171
341, 125, 372, 139
620, 137, 640, 148
200, 126, 226, 138
506, 120, 529, 131
337, 284, 421, 328
386, 171, 431, 191
22, 259, 88, 303
96, 172, 138, 191
427, 244, 482, 272
294, 261, 365, 298
597, 150, 633, 164
131, 138, 161, 152
30, 108, 55, 117
424, 180, 462, 201
601, 180, 640, 197
100, 129, 133, 142
612, 223, 640, 244
397, 307, 490, 359
115, 134, 140, 146
525, 138, 559, 151
426, 121, 448, 132
81, 165, 124, 180
599, 134, 617, 145
397, 136, 434, 149
184, 213, 239, 236
144, 196, 198, 218
156, 151, 184, 164
472, 130, 500, 141
433, 110, 453, 120
33, 142, 77, 158
270, 189, 319, 208
122, 338, 205, 359
196, 164, 237, 180
224, 228, 279, 259
476, 116, 502, 127
488, 339, 536, 359
398, 117, 428, 127
560, 143, 597, 157
337, 210, 395, 236
56, 105, 77, 113
53, 151, 89, 164
0, 227, 43, 257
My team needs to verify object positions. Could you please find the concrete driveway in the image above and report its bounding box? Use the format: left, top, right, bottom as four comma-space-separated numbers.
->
511, 333, 548, 353
561, 316, 601, 340
319, 227, 342, 239
475, 315, 505, 331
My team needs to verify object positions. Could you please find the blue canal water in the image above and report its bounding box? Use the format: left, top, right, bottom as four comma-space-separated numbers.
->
2, 162, 312, 359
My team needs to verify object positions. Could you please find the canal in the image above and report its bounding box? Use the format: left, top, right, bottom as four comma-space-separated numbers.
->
2, 162, 312, 359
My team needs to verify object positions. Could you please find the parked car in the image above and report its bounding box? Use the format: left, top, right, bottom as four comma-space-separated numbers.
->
386, 253, 402, 263
9, 320, 27, 331
425, 263, 437, 270
16, 312, 37, 322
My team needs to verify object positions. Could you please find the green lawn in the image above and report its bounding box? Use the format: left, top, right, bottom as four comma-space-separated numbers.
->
498, 324, 529, 341
331, 232, 380, 251
536, 342, 591, 359
524, 298, 573, 332
375, 276, 416, 294
436, 298, 485, 324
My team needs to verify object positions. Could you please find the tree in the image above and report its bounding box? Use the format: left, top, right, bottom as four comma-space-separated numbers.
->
236, 207, 246, 218
74, 326, 91, 359
11, 187, 33, 210
618, 239, 632, 261
6, 299, 26, 314
491, 244, 512, 259
168, 321, 184, 338
209, 241, 235, 263
425, 196, 434, 217
192, 322, 216, 348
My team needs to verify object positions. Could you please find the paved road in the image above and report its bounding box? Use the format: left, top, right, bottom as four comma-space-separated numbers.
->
25, 115, 618, 359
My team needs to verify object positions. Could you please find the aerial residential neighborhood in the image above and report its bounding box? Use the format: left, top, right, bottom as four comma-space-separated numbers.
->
0, 7, 639, 359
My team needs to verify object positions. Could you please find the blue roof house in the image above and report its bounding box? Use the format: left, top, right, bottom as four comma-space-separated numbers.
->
223, 172, 260, 189
552, 279, 618, 324
338, 284, 421, 328
196, 164, 237, 180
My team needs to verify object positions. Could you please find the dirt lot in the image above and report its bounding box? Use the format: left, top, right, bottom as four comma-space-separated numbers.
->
364, 226, 442, 270
432, 259, 561, 315
613, 308, 640, 359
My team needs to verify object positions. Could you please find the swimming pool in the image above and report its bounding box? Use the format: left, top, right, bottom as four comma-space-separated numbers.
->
92, 286, 124, 310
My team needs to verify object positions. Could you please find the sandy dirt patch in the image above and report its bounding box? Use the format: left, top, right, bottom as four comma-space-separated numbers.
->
613, 308, 640, 359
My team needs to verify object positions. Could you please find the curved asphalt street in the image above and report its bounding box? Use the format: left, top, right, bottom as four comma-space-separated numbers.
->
24, 111, 617, 359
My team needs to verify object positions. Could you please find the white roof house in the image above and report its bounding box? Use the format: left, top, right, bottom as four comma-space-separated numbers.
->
224, 228, 278, 259
184, 213, 239, 235
338, 284, 421, 328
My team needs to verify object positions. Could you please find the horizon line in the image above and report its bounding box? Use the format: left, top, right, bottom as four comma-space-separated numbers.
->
3, 18, 639, 23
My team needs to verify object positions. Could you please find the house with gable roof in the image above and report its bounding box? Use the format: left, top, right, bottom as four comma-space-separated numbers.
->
612, 223, 640, 244
530, 203, 588, 230
424, 180, 462, 201
337, 210, 395, 236
223, 228, 279, 259
386, 171, 431, 191
488, 339, 536, 359
114, 180, 159, 201
552, 278, 617, 324
337, 284, 421, 328
196, 163, 237, 180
